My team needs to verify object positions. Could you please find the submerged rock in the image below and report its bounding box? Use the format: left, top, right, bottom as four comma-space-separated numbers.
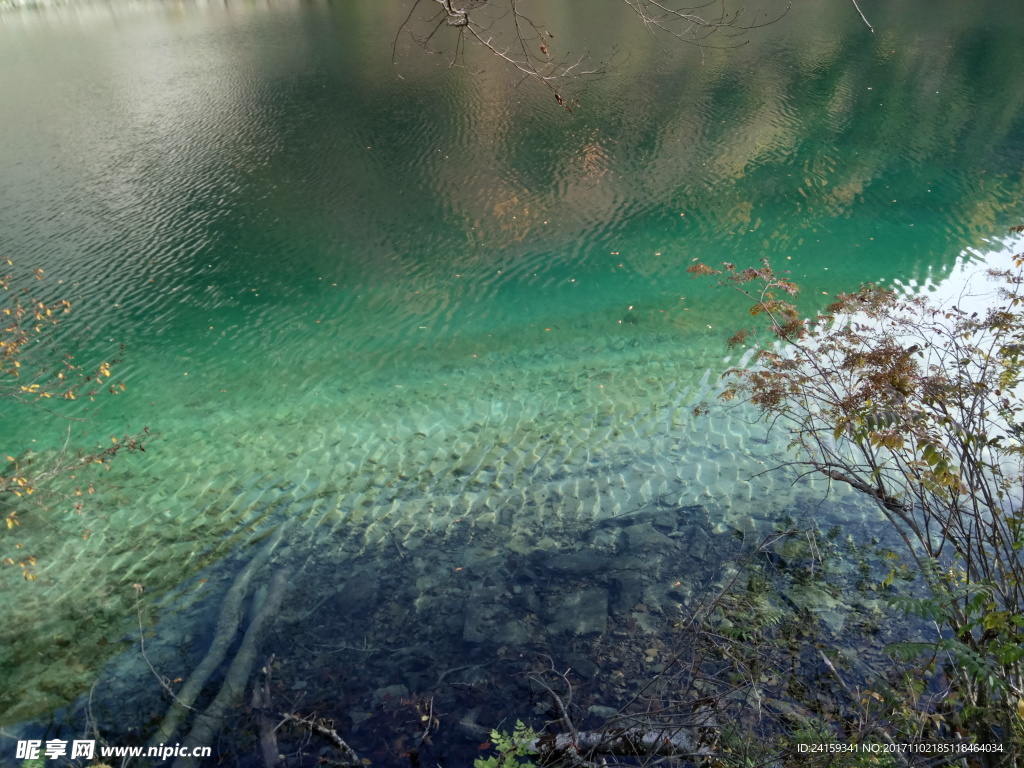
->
493, 619, 535, 645
335, 574, 379, 614
370, 684, 409, 711
462, 588, 506, 644
672, 525, 709, 560
623, 525, 678, 553
587, 704, 619, 720
610, 572, 643, 615
546, 588, 608, 635
545, 549, 607, 574
566, 653, 601, 679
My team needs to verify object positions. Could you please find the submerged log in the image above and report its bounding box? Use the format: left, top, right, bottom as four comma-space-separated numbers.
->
151, 527, 283, 747
171, 567, 289, 768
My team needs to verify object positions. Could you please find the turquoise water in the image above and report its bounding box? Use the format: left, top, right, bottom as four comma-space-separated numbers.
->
1, 0, 1024, 758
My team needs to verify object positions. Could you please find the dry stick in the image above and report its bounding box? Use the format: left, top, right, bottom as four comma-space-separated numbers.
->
849, 0, 874, 32
251, 654, 279, 768
172, 568, 289, 768
530, 671, 577, 744
151, 527, 283, 748
527, 726, 713, 763
281, 713, 361, 767
416, 697, 435, 748
134, 585, 196, 713
529, 671, 714, 763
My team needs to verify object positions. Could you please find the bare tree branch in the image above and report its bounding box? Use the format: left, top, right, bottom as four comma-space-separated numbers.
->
849, 0, 874, 32
396, 0, 790, 108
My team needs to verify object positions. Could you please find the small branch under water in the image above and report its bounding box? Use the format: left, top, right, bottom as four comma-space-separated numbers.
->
133, 584, 196, 713
849, 0, 874, 32
252, 655, 279, 768
281, 713, 362, 767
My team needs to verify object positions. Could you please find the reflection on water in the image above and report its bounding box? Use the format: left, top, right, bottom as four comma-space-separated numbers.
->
0, 0, 1023, 757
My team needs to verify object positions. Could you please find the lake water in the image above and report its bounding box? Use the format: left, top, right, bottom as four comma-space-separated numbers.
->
1, 0, 1024, 762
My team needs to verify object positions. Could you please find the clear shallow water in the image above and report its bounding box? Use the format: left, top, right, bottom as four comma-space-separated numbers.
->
1, 0, 1024, 756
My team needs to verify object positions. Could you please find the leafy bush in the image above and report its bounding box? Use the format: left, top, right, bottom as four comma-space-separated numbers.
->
474, 720, 540, 768
691, 244, 1024, 761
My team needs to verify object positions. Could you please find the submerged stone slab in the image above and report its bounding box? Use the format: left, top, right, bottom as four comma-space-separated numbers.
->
370, 684, 409, 711
462, 589, 506, 644
546, 588, 608, 635
335, 574, 379, 613
545, 550, 607, 574
672, 525, 709, 560
623, 524, 679, 552
493, 619, 535, 645
566, 653, 601, 679
611, 572, 643, 615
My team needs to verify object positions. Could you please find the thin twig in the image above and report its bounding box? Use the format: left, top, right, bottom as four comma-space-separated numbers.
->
530, 665, 577, 744
417, 696, 435, 748
849, 0, 874, 32
281, 713, 361, 767
133, 584, 195, 711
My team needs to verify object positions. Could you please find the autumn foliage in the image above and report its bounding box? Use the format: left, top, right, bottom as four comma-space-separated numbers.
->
1, 261, 147, 579
691, 250, 1024, 760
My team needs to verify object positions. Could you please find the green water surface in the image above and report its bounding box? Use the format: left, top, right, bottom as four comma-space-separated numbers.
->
1, 0, 1024, 744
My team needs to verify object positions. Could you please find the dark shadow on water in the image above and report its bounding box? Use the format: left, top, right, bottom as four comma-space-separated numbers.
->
0, 493, 933, 768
